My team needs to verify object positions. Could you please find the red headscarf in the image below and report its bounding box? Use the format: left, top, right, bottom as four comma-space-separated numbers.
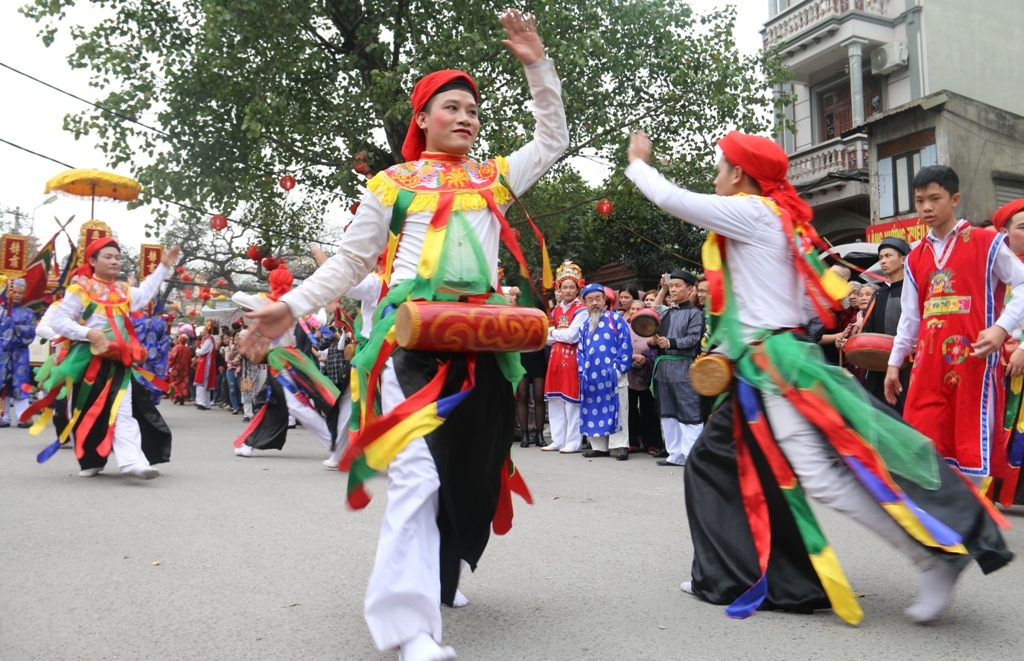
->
77, 237, 120, 279
402, 70, 479, 162
717, 131, 812, 224
267, 263, 294, 301
993, 198, 1024, 232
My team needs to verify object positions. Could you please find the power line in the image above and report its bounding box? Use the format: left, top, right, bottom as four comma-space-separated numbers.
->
0, 137, 73, 168
0, 60, 349, 202
0, 136, 339, 248
1, 61, 172, 138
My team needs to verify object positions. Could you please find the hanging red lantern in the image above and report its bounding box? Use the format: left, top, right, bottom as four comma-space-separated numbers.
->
184, 288, 193, 300
246, 245, 265, 262
216, 279, 227, 287
279, 175, 296, 191
199, 292, 211, 302
209, 214, 228, 231
262, 257, 280, 271
597, 199, 614, 217
175, 266, 185, 274
180, 273, 192, 282
349, 201, 361, 215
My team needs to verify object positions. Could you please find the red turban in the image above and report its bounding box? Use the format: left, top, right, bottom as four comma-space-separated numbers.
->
993, 198, 1024, 232
77, 237, 120, 279
402, 70, 479, 162
717, 131, 813, 224
267, 263, 294, 301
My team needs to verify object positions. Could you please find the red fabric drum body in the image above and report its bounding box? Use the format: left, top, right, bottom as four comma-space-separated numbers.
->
844, 332, 898, 372
630, 308, 661, 338
394, 301, 549, 353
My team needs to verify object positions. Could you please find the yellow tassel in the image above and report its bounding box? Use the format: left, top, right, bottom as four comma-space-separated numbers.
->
29, 408, 53, 437
809, 546, 864, 626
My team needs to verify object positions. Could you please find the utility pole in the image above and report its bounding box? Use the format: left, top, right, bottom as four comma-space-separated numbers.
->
0, 206, 30, 234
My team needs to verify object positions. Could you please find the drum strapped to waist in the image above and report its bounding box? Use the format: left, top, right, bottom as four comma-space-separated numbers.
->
630, 308, 661, 338
844, 332, 905, 372
394, 301, 549, 353
91, 340, 147, 366
689, 353, 734, 397
342, 344, 355, 361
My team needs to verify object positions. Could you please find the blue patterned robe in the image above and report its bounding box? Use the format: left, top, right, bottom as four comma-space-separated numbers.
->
0, 304, 37, 400
578, 310, 632, 437
132, 314, 170, 404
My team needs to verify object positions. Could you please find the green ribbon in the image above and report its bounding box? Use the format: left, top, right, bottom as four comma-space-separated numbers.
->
649, 353, 693, 398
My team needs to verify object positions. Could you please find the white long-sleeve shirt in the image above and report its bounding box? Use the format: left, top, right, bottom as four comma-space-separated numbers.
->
548, 305, 587, 344
626, 160, 813, 346
345, 273, 383, 339
888, 220, 1024, 367
36, 302, 59, 341
51, 264, 169, 342
281, 57, 569, 318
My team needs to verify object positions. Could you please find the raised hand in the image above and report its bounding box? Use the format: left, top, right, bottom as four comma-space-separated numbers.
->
629, 131, 653, 164
310, 244, 330, 267
239, 301, 295, 358
500, 8, 545, 66
162, 245, 182, 268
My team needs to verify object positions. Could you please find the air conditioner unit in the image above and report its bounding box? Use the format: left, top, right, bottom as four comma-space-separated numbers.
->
871, 42, 909, 76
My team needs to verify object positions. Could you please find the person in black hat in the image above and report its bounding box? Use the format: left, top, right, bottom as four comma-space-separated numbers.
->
845, 236, 911, 411
648, 269, 705, 466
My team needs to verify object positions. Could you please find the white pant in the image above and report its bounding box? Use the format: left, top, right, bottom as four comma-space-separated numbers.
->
195, 385, 211, 408
661, 418, 703, 465
73, 382, 150, 472
364, 360, 443, 652
608, 372, 630, 449
589, 433, 629, 452
2, 397, 29, 424
547, 398, 581, 451
328, 390, 353, 464
283, 387, 332, 449
762, 392, 933, 568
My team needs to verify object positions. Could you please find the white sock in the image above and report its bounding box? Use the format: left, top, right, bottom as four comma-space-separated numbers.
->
680, 581, 693, 594
905, 559, 963, 623
398, 632, 457, 661
451, 589, 469, 608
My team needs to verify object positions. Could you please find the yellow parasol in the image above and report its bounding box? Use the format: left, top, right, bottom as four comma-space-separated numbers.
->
44, 169, 142, 219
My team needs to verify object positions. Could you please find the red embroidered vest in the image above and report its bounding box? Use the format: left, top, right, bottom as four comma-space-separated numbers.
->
545, 300, 584, 402
904, 222, 1006, 475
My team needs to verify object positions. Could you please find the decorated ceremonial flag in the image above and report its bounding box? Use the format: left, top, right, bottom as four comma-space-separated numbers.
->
21, 234, 56, 310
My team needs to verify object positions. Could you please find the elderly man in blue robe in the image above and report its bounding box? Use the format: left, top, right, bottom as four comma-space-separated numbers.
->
577, 283, 633, 460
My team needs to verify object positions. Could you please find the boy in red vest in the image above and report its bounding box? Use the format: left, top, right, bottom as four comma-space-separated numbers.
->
886, 166, 1024, 485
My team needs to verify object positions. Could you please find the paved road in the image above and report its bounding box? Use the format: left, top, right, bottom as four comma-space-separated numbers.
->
2, 402, 1024, 660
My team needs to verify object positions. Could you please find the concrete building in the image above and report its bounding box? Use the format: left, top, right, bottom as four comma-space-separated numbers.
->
763, 0, 1024, 242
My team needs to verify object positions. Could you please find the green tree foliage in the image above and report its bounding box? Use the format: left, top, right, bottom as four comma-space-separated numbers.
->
22, 0, 790, 270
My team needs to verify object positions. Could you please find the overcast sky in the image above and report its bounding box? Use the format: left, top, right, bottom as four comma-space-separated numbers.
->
0, 1, 768, 261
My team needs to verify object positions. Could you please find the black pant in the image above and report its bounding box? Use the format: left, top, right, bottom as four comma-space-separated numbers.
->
628, 387, 663, 451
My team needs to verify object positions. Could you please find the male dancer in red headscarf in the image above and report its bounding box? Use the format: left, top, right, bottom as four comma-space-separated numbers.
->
627, 130, 1011, 626
242, 11, 567, 660
39, 237, 180, 479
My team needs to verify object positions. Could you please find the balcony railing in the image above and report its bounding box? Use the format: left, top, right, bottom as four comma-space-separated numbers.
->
764, 0, 888, 47
788, 134, 869, 185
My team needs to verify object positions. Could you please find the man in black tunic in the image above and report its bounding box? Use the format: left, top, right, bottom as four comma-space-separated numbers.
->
859, 237, 910, 412
650, 270, 705, 466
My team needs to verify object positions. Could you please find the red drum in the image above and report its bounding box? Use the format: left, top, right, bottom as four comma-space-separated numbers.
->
630, 309, 661, 338
91, 339, 147, 366
845, 332, 901, 372
394, 301, 548, 353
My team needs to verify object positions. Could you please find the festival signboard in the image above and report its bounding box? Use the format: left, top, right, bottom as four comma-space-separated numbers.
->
865, 217, 927, 244
1, 234, 28, 276
140, 244, 164, 279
